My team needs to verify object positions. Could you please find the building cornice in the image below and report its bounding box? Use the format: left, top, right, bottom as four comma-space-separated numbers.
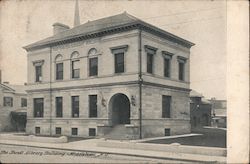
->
24, 22, 194, 51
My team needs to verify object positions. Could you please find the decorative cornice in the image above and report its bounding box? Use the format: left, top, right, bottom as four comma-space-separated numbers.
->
144, 45, 158, 54
110, 45, 128, 54
24, 20, 194, 51
32, 60, 44, 66
162, 51, 174, 59
177, 56, 187, 63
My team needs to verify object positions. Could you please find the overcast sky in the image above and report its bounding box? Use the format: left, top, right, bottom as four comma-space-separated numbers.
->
0, 0, 226, 99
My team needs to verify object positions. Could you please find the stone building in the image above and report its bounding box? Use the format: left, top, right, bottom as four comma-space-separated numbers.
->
24, 3, 194, 139
0, 82, 27, 131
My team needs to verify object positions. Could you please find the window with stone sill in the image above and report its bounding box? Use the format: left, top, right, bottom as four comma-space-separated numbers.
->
21, 98, 27, 107
56, 97, 63, 117
177, 56, 187, 81
71, 96, 79, 118
162, 95, 171, 118
110, 45, 128, 74
89, 95, 97, 118
89, 57, 98, 76
4, 97, 13, 107
162, 51, 174, 78
144, 45, 158, 74
56, 63, 64, 80
114, 53, 124, 73
55, 54, 64, 80
33, 60, 44, 82
70, 51, 80, 79
34, 98, 44, 117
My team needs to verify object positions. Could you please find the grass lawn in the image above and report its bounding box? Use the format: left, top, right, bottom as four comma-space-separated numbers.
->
144, 127, 226, 148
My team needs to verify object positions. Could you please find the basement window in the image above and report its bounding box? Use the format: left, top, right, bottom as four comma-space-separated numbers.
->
89, 128, 96, 136
164, 128, 171, 136
55, 127, 61, 135
71, 128, 78, 136
35, 127, 40, 134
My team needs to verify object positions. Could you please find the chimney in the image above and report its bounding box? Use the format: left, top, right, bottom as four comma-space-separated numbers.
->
52, 23, 70, 35
74, 0, 80, 27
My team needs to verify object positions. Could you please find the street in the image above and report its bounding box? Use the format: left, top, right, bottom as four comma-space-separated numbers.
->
0, 144, 190, 163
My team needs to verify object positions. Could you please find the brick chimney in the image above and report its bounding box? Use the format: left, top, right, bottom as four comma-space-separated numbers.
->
52, 23, 70, 35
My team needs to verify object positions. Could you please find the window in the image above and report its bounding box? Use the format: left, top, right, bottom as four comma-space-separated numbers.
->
56, 127, 61, 135
147, 53, 153, 73
114, 53, 124, 73
33, 60, 44, 82
89, 57, 98, 76
164, 58, 170, 77
35, 127, 40, 134
165, 128, 170, 136
56, 63, 63, 80
89, 128, 96, 136
34, 98, 44, 117
89, 95, 97, 118
35, 65, 42, 82
72, 60, 80, 78
3, 97, 13, 107
56, 97, 63, 117
144, 45, 157, 74
178, 57, 186, 81
71, 128, 78, 135
21, 98, 27, 107
162, 95, 171, 118
110, 45, 128, 73
179, 62, 185, 81
72, 96, 79, 117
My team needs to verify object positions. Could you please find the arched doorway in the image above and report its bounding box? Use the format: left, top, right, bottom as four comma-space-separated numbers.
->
109, 93, 130, 125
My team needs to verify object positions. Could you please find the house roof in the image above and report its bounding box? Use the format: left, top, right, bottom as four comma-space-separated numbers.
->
24, 12, 194, 51
190, 90, 203, 98
0, 83, 27, 94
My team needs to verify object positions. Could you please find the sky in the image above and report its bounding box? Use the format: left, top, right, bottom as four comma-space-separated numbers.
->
0, 0, 226, 99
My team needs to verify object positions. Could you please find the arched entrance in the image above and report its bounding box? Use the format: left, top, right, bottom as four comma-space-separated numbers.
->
109, 93, 130, 125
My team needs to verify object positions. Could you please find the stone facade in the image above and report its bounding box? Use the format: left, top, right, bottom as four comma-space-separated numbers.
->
24, 12, 194, 138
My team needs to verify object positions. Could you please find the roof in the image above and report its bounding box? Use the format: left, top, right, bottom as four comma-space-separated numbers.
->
190, 90, 203, 98
0, 83, 27, 94
24, 12, 194, 51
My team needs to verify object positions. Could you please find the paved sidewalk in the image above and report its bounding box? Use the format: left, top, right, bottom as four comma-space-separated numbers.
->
0, 138, 226, 163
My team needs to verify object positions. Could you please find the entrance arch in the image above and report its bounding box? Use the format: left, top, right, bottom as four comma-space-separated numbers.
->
109, 93, 131, 125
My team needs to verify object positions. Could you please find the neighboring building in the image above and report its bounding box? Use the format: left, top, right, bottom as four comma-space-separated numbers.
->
210, 99, 227, 128
23, 3, 194, 138
190, 90, 212, 129
0, 82, 27, 131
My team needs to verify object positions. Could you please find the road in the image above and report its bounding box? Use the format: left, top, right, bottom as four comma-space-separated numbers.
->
0, 144, 190, 163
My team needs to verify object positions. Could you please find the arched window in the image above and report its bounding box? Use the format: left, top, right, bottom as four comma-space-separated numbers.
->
55, 54, 63, 80
88, 48, 98, 76
55, 54, 63, 61
88, 48, 97, 57
71, 51, 80, 78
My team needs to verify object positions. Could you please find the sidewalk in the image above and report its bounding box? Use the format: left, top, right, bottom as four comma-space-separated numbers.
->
0, 137, 226, 163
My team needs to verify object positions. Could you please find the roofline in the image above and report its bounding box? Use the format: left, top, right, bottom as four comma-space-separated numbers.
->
23, 21, 195, 51
0, 83, 15, 92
